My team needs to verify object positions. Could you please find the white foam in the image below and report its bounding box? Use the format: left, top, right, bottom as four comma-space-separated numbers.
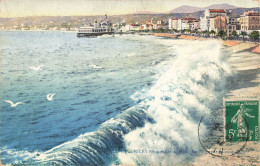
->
117, 39, 233, 165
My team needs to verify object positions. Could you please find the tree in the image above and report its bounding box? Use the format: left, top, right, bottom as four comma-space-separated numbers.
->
181, 29, 185, 34
185, 29, 191, 34
240, 31, 247, 42
206, 31, 210, 37
155, 28, 165, 33
172, 28, 178, 33
249, 31, 259, 41
218, 30, 226, 39
232, 30, 238, 39
200, 30, 207, 37
210, 30, 216, 37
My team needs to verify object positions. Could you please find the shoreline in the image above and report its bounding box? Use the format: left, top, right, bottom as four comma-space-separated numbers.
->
193, 36, 260, 165
151, 33, 260, 165
149, 33, 260, 54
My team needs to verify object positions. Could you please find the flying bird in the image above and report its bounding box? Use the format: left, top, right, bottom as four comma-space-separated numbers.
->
4, 100, 23, 107
29, 65, 44, 71
47, 93, 56, 101
90, 64, 103, 69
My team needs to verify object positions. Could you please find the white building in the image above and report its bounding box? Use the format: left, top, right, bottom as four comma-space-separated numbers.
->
125, 24, 140, 31
177, 18, 197, 30
200, 9, 227, 31
168, 18, 178, 30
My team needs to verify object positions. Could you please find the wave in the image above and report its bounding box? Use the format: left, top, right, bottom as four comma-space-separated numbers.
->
18, 107, 150, 165
1, 38, 233, 165
117, 39, 233, 165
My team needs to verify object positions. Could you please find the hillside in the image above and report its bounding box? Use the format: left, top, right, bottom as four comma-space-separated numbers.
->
0, 7, 259, 29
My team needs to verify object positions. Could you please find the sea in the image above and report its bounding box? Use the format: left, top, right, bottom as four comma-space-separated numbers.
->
0, 31, 234, 165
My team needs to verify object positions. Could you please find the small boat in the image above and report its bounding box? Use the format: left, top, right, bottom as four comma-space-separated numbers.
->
77, 15, 114, 37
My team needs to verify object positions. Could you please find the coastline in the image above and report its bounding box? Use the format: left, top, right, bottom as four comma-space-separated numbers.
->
195, 37, 260, 165
151, 33, 260, 165
149, 33, 260, 54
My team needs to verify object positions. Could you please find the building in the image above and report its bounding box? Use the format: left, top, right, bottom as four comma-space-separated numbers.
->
139, 24, 149, 31
209, 17, 215, 31
204, 9, 227, 17
153, 20, 168, 29
125, 24, 140, 31
240, 11, 260, 32
177, 18, 197, 30
214, 16, 227, 32
200, 9, 227, 31
226, 16, 240, 36
192, 20, 200, 31
168, 18, 178, 30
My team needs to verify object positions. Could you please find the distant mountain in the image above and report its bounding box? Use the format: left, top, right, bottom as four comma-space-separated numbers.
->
204, 3, 237, 10
168, 3, 237, 14
132, 11, 158, 14
168, 5, 202, 13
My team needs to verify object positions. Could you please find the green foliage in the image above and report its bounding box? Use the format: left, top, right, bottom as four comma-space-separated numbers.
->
210, 30, 216, 34
218, 30, 226, 39
231, 30, 238, 37
240, 31, 247, 41
154, 28, 165, 33
240, 31, 247, 36
249, 31, 259, 41
172, 28, 178, 33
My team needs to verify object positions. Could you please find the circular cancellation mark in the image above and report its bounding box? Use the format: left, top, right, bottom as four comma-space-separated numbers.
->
198, 113, 249, 157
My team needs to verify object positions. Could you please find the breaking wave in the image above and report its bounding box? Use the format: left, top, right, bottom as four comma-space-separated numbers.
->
1, 37, 233, 165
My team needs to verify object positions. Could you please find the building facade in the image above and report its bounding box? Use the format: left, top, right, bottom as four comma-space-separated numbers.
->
168, 18, 178, 30
200, 9, 227, 31
226, 16, 240, 36
214, 16, 227, 32
240, 11, 260, 32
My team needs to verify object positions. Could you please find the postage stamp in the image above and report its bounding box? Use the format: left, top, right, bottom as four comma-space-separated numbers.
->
223, 97, 259, 142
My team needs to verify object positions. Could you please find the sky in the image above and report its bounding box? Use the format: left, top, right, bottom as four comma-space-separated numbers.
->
0, 0, 259, 17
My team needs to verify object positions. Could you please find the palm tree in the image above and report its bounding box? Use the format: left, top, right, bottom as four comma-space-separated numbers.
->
240, 31, 247, 42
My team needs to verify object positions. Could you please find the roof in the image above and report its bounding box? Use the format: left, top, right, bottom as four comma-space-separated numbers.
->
247, 12, 260, 16
130, 24, 140, 26
182, 18, 196, 20
209, 9, 226, 13
171, 18, 178, 20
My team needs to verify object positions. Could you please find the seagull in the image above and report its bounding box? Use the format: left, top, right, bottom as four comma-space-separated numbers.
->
4, 100, 23, 107
29, 65, 44, 71
90, 64, 103, 69
47, 93, 55, 101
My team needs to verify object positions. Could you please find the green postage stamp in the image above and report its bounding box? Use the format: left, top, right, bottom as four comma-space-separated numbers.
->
224, 97, 259, 142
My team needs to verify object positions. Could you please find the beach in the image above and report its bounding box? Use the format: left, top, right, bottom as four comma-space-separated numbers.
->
151, 33, 260, 165
150, 33, 260, 54
194, 39, 260, 165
